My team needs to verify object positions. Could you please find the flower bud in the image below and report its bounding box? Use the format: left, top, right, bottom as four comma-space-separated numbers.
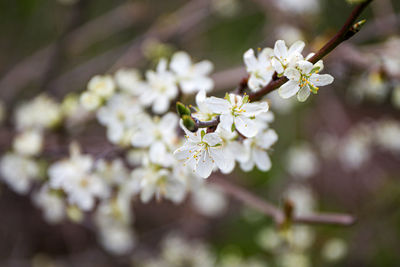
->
182, 115, 196, 131
176, 102, 191, 117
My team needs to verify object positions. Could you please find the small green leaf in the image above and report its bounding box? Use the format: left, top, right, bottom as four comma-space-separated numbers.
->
231, 123, 236, 132
242, 94, 249, 103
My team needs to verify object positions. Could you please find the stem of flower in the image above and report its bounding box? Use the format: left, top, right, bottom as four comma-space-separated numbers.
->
248, 0, 373, 102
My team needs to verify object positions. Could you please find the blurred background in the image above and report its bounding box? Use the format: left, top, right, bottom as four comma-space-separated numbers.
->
0, 0, 400, 266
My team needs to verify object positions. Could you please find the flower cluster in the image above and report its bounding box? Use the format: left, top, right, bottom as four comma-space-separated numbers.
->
244, 40, 334, 102
175, 92, 277, 178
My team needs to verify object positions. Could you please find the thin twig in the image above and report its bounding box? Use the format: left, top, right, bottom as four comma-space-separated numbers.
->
248, 0, 373, 102
212, 175, 356, 226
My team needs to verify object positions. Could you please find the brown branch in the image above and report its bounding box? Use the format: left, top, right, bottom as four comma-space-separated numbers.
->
211, 175, 356, 226
248, 0, 373, 102
0, 2, 148, 103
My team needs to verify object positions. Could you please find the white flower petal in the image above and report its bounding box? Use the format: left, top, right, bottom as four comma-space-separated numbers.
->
284, 67, 301, 81
195, 150, 214, 178
253, 148, 271, 171
235, 116, 258, 137
279, 80, 300, 98
288, 40, 305, 55
309, 74, 334, 86
205, 97, 230, 114
220, 114, 234, 132
297, 60, 313, 74
274, 40, 288, 60
297, 85, 311, 102
242, 102, 269, 117
170, 51, 191, 74
203, 132, 222, 146
243, 49, 258, 72
271, 58, 284, 74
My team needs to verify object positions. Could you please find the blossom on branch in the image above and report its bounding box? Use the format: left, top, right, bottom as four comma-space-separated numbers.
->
205, 93, 269, 138
279, 60, 334, 101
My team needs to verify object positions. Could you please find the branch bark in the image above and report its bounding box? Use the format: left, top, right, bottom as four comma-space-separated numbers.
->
248, 0, 373, 102
212, 175, 356, 226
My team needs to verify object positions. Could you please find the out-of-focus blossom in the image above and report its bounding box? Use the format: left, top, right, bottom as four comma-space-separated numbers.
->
33, 184, 65, 224
114, 68, 146, 96
0, 153, 39, 194
13, 129, 43, 157
284, 184, 316, 216
170, 51, 214, 94
211, 0, 240, 17
238, 129, 278, 172
191, 183, 227, 217
15, 94, 62, 130
321, 238, 348, 262
97, 93, 144, 146
140, 59, 178, 114
286, 143, 318, 179
132, 161, 186, 203
87, 75, 116, 99
243, 48, 274, 91
275, 25, 304, 46
276, 0, 319, 14
48, 143, 109, 211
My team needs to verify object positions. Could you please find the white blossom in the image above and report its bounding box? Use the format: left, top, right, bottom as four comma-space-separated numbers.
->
15, 94, 62, 130
205, 93, 269, 138
279, 59, 334, 101
131, 112, 179, 166
140, 59, 178, 114
271, 40, 305, 75
276, 0, 319, 14
87, 75, 116, 99
238, 129, 278, 172
97, 93, 144, 145
286, 143, 318, 179
33, 184, 65, 224
48, 143, 109, 211
13, 129, 43, 156
132, 162, 186, 203
174, 127, 230, 178
192, 90, 216, 121
114, 68, 146, 96
95, 196, 135, 255
0, 153, 39, 194
80, 91, 102, 111
170, 51, 214, 94
321, 238, 348, 262
284, 184, 316, 216
243, 48, 274, 91
191, 183, 227, 217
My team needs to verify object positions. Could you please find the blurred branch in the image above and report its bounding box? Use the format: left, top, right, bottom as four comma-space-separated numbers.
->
49, 0, 212, 97
248, 0, 374, 101
0, 2, 148, 102
212, 175, 356, 226
41, 0, 91, 92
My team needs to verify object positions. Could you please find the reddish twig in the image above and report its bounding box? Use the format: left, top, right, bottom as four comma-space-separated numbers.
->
248, 0, 373, 102
212, 175, 356, 226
